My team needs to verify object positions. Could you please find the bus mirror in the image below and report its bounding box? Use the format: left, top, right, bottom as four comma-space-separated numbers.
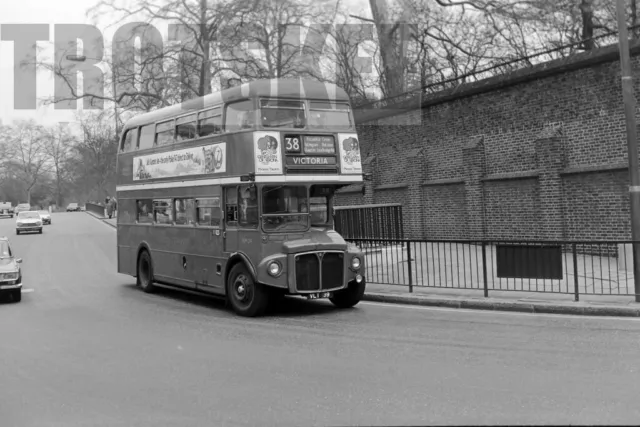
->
240, 173, 255, 182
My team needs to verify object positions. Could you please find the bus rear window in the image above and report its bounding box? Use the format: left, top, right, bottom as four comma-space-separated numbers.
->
260, 99, 305, 129
308, 101, 351, 130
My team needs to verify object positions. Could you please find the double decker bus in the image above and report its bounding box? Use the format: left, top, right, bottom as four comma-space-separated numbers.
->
115, 78, 366, 317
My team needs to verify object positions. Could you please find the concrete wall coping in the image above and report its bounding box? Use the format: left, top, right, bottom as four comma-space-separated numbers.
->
354, 40, 640, 124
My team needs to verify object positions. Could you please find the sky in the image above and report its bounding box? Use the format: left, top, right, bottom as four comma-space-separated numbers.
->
0, 0, 372, 128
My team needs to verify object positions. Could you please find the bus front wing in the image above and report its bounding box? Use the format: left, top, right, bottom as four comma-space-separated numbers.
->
255, 249, 365, 298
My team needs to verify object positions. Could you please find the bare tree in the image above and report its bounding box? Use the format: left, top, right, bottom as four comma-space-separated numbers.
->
219, 0, 336, 81
43, 123, 77, 208
5, 120, 50, 205
70, 111, 119, 199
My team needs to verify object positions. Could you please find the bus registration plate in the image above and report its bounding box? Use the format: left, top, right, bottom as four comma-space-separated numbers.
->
305, 292, 333, 299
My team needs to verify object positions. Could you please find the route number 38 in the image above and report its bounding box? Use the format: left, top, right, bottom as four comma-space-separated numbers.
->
285, 137, 300, 152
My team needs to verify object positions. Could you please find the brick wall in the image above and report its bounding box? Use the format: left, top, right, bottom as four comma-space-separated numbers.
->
336, 41, 640, 241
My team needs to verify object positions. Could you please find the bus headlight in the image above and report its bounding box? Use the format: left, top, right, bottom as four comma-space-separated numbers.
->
268, 261, 282, 277
351, 256, 361, 270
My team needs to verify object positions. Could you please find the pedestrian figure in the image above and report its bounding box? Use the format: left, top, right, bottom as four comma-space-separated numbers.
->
107, 197, 115, 219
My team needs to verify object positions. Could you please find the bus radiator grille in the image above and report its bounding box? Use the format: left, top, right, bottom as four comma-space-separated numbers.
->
294, 252, 345, 292
295, 254, 320, 291
321, 253, 344, 290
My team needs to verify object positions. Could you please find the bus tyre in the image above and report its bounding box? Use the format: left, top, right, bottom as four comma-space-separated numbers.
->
226, 263, 269, 317
137, 250, 156, 293
329, 280, 366, 309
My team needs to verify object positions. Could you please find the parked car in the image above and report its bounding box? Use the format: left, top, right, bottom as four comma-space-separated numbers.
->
16, 211, 43, 235
0, 202, 13, 218
14, 203, 30, 214
66, 203, 80, 212
0, 236, 22, 302
38, 210, 51, 225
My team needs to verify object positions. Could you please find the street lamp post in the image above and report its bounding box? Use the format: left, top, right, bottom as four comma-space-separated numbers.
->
65, 55, 120, 136
616, 0, 640, 302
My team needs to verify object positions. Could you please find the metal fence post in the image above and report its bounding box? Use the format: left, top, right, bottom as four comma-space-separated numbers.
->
572, 243, 579, 302
482, 241, 488, 297
407, 241, 413, 293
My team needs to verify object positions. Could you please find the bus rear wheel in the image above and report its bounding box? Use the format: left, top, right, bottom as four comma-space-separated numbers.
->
226, 263, 269, 317
330, 280, 366, 309
137, 250, 156, 293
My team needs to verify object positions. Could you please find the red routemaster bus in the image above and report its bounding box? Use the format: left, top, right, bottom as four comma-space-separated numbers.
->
115, 78, 366, 317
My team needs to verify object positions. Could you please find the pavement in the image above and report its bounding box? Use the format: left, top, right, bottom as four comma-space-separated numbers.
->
2, 212, 640, 426
84, 210, 640, 318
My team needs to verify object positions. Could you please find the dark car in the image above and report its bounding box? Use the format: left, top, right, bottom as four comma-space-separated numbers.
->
66, 203, 80, 212
0, 237, 23, 302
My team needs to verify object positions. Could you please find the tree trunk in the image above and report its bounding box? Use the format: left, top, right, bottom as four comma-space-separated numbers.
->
199, 0, 212, 96
580, 0, 595, 50
369, 0, 406, 97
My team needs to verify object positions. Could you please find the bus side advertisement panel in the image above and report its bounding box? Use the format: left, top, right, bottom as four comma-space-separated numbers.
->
337, 133, 362, 174
133, 143, 227, 181
253, 132, 283, 175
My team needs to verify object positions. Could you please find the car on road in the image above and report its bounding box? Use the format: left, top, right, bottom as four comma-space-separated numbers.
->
38, 210, 51, 225
14, 203, 30, 215
0, 202, 13, 218
16, 211, 43, 235
66, 203, 81, 212
0, 236, 22, 303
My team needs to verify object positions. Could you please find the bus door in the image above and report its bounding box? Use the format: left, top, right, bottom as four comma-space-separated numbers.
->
223, 185, 261, 261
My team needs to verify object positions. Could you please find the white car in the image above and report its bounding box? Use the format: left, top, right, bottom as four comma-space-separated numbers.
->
16, 211, 43, 235
38, 210, 51, 225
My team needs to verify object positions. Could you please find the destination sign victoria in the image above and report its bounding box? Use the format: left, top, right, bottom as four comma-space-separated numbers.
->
252, 133, 362, 176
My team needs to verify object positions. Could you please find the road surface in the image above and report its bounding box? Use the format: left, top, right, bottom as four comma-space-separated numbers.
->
1, 213, 640, 426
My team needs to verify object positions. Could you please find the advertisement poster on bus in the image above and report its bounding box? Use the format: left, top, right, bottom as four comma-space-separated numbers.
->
337, 133, 362, 174
133, 142, 227, 181
253, 132, 283, 174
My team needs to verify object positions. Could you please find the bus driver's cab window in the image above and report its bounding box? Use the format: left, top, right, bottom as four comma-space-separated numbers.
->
238, 185, 258, 227
225, 187, 238, 224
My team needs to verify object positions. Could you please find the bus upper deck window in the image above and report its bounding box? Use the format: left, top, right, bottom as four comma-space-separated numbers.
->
260, 99, 305, 129
308, 101, 351, 130
121, 128, 138, 152
225, 101, 254, 132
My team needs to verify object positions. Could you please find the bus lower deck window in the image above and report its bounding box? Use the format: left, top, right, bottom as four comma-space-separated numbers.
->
196, 197, 221, 227
153, 199, 172, 224
175, 199, 195, 225
137, 199, 153, 223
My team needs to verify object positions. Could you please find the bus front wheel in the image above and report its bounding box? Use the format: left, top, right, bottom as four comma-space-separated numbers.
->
226, 263, 269, 317
330, 280, 366, 309
137, 250, 156, 293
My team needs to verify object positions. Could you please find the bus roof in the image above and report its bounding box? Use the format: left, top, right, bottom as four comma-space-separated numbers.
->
122, 78, 351, 131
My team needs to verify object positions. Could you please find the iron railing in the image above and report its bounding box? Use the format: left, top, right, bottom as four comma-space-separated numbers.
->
85, 202, 105, 217
334, 204, 404, 240
347, 238, 640, 300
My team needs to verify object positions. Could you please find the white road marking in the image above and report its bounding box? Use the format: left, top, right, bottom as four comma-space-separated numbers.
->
20, 288, 34, 293
359, 301, 640, 321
